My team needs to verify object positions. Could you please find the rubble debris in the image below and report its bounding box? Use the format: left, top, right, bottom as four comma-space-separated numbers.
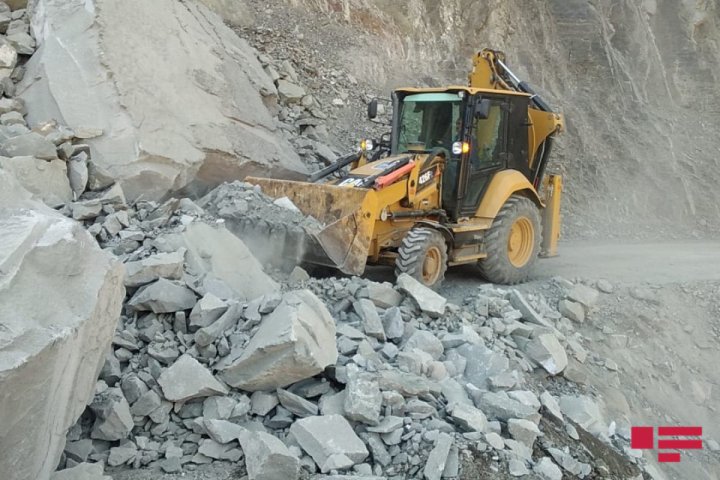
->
157, 355, 228, 402
289, 415, 369, 473
221, 290, 337, 391
396, 273, 447, 316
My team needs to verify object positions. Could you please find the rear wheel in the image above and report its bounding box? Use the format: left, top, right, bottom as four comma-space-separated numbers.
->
395, 228, 448, 289
478, 195, 542, 284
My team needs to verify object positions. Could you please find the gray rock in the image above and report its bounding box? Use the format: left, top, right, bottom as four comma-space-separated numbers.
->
204, 418, 245, 444
20, 0, 306, 203
157, 354, 228, 402
508, 458, 529, 476
547, 447, 592, 477
441, 325, 481, 349
365, 433, 391, 466
277, 79, 306, 103
0, 156, 72, 207
319, 390, 347, 416
365, 281, 403, 308
524, 333, 568, 375
51, 463, 112, 480
366, 416, 404, 434
7, 31, 36, 55
130, 390, 162, 417
0, 132, 56, 159
456, 344, 509, 389
567, 284, 599, 308
423, 432, 453, 480
540, 392, 563, 421
289, 415, 369, 473
354, 299, 386, 341
449, 403, 488, 432
509, 289, 552, 327
277, 388, 319, 417
203, 396, 237, 420
558, 299, 585, 323
90, 388, 134, 441
238, 429, 300, 480
198, 438, 242, 461
124, 250, 185, 287
194, 302, 243, 347
251, 391, 280, 416
108, 444, 137, 466
476, 391, 539, 422
508, 418, 541, 448
0, 110, 23, 125
404, 330, 444, 360
221, 290, 337, 391
344, 369, 382, 425
127, 278, 197, 313
559, 395, 605, 434
382, 307, 405, 340
87, 161, 115, 191
189, 293, 227, 329
596, 279, 614, 293
396, 273, 447, 317
67, 156, 89, 198
485, 432, 504, 450
71, 200, 102, 220
534, 457, 562, 480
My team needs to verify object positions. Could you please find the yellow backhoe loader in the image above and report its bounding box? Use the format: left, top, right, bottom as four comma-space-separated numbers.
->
244, 49, 565, 288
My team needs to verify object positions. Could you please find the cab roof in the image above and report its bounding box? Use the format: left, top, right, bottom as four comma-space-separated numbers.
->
394, 85, 531, 98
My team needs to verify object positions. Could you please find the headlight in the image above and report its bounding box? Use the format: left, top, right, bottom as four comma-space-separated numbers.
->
452, 141, 470, 155
360, 139, 375, 151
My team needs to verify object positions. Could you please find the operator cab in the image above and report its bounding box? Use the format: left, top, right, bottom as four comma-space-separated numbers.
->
390, 87, 531, 221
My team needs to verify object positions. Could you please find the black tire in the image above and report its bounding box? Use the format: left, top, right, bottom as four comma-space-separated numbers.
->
478, 195, 542, 284
395, 228, 448, 289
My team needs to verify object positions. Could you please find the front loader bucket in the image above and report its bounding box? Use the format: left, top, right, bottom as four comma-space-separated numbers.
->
245, 177, 376, 275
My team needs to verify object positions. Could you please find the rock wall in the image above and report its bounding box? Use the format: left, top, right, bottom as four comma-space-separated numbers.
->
20, 0, 307, 203
0, 171, 125, 480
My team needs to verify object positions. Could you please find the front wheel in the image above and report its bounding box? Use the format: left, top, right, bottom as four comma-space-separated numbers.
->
395, 228, 448, 289
478, 195, 542, 284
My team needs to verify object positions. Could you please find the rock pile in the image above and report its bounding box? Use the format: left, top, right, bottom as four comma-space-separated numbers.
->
50, 181, 641, 479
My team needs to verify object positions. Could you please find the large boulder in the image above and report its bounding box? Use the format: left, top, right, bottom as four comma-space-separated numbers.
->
21, 0, 306, 202
221, 290, 337, 391
0, 171, 124, 480
0, 156, 72, 207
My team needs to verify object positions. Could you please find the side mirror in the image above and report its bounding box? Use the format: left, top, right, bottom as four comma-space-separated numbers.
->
367, 98, 378, 119
475, 99, 491, 120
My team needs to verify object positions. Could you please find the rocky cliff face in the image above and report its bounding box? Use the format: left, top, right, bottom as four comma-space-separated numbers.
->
284, 0, 720, 237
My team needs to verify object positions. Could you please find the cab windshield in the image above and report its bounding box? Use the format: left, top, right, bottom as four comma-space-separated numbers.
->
397, 93, 462, 153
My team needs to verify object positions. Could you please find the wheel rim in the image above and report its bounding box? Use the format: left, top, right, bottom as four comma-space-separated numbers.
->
507, 216, 534, 268
421, 246, 442, 285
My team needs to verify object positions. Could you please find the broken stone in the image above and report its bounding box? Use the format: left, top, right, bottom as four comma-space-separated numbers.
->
277, 388, 319, 417
86, 161, 115, 191
204, 418, 245, 444
423, 432, 453, 480
194, 302, 243, 347
558, 299, 585, 323
508, 418, 541, 449
277, 79, 306, 103
238, 429, 300, 480
127, 278, 197, 313
396, 273, 447, 317
365, 281, 403, 308
559, 395, 605, 435
534, 457, 562, 480
0, 132, 56, 159
51, 463, 112, 480
189, 293, 227, 329
540, 392, 563, 421
567, 284, 599, 308
523, 333, 568, 375
123, 250, 185, 287
449, 403, 488, 432
404, 330, 444, 360
130, 390, 162, 417
90, 388, 134, 441
0, 156, 72, 207
71, 200, 102, 220
344, 368, 382, 425
221, 290, 337, 391
509, 289, 552, 327
485, 432, 504, 450
108, 444, 137, 466
67, 155, 88, 199
289, 415, 369, 473
547, 447, 592, 477
157, 354, 228, 402
382, 307, 405, 340
198, 439, 243, 461
251, 391, 279, 416
476, 391, 539, 422
203, 396, 237, 421
354, 298, 386, 341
